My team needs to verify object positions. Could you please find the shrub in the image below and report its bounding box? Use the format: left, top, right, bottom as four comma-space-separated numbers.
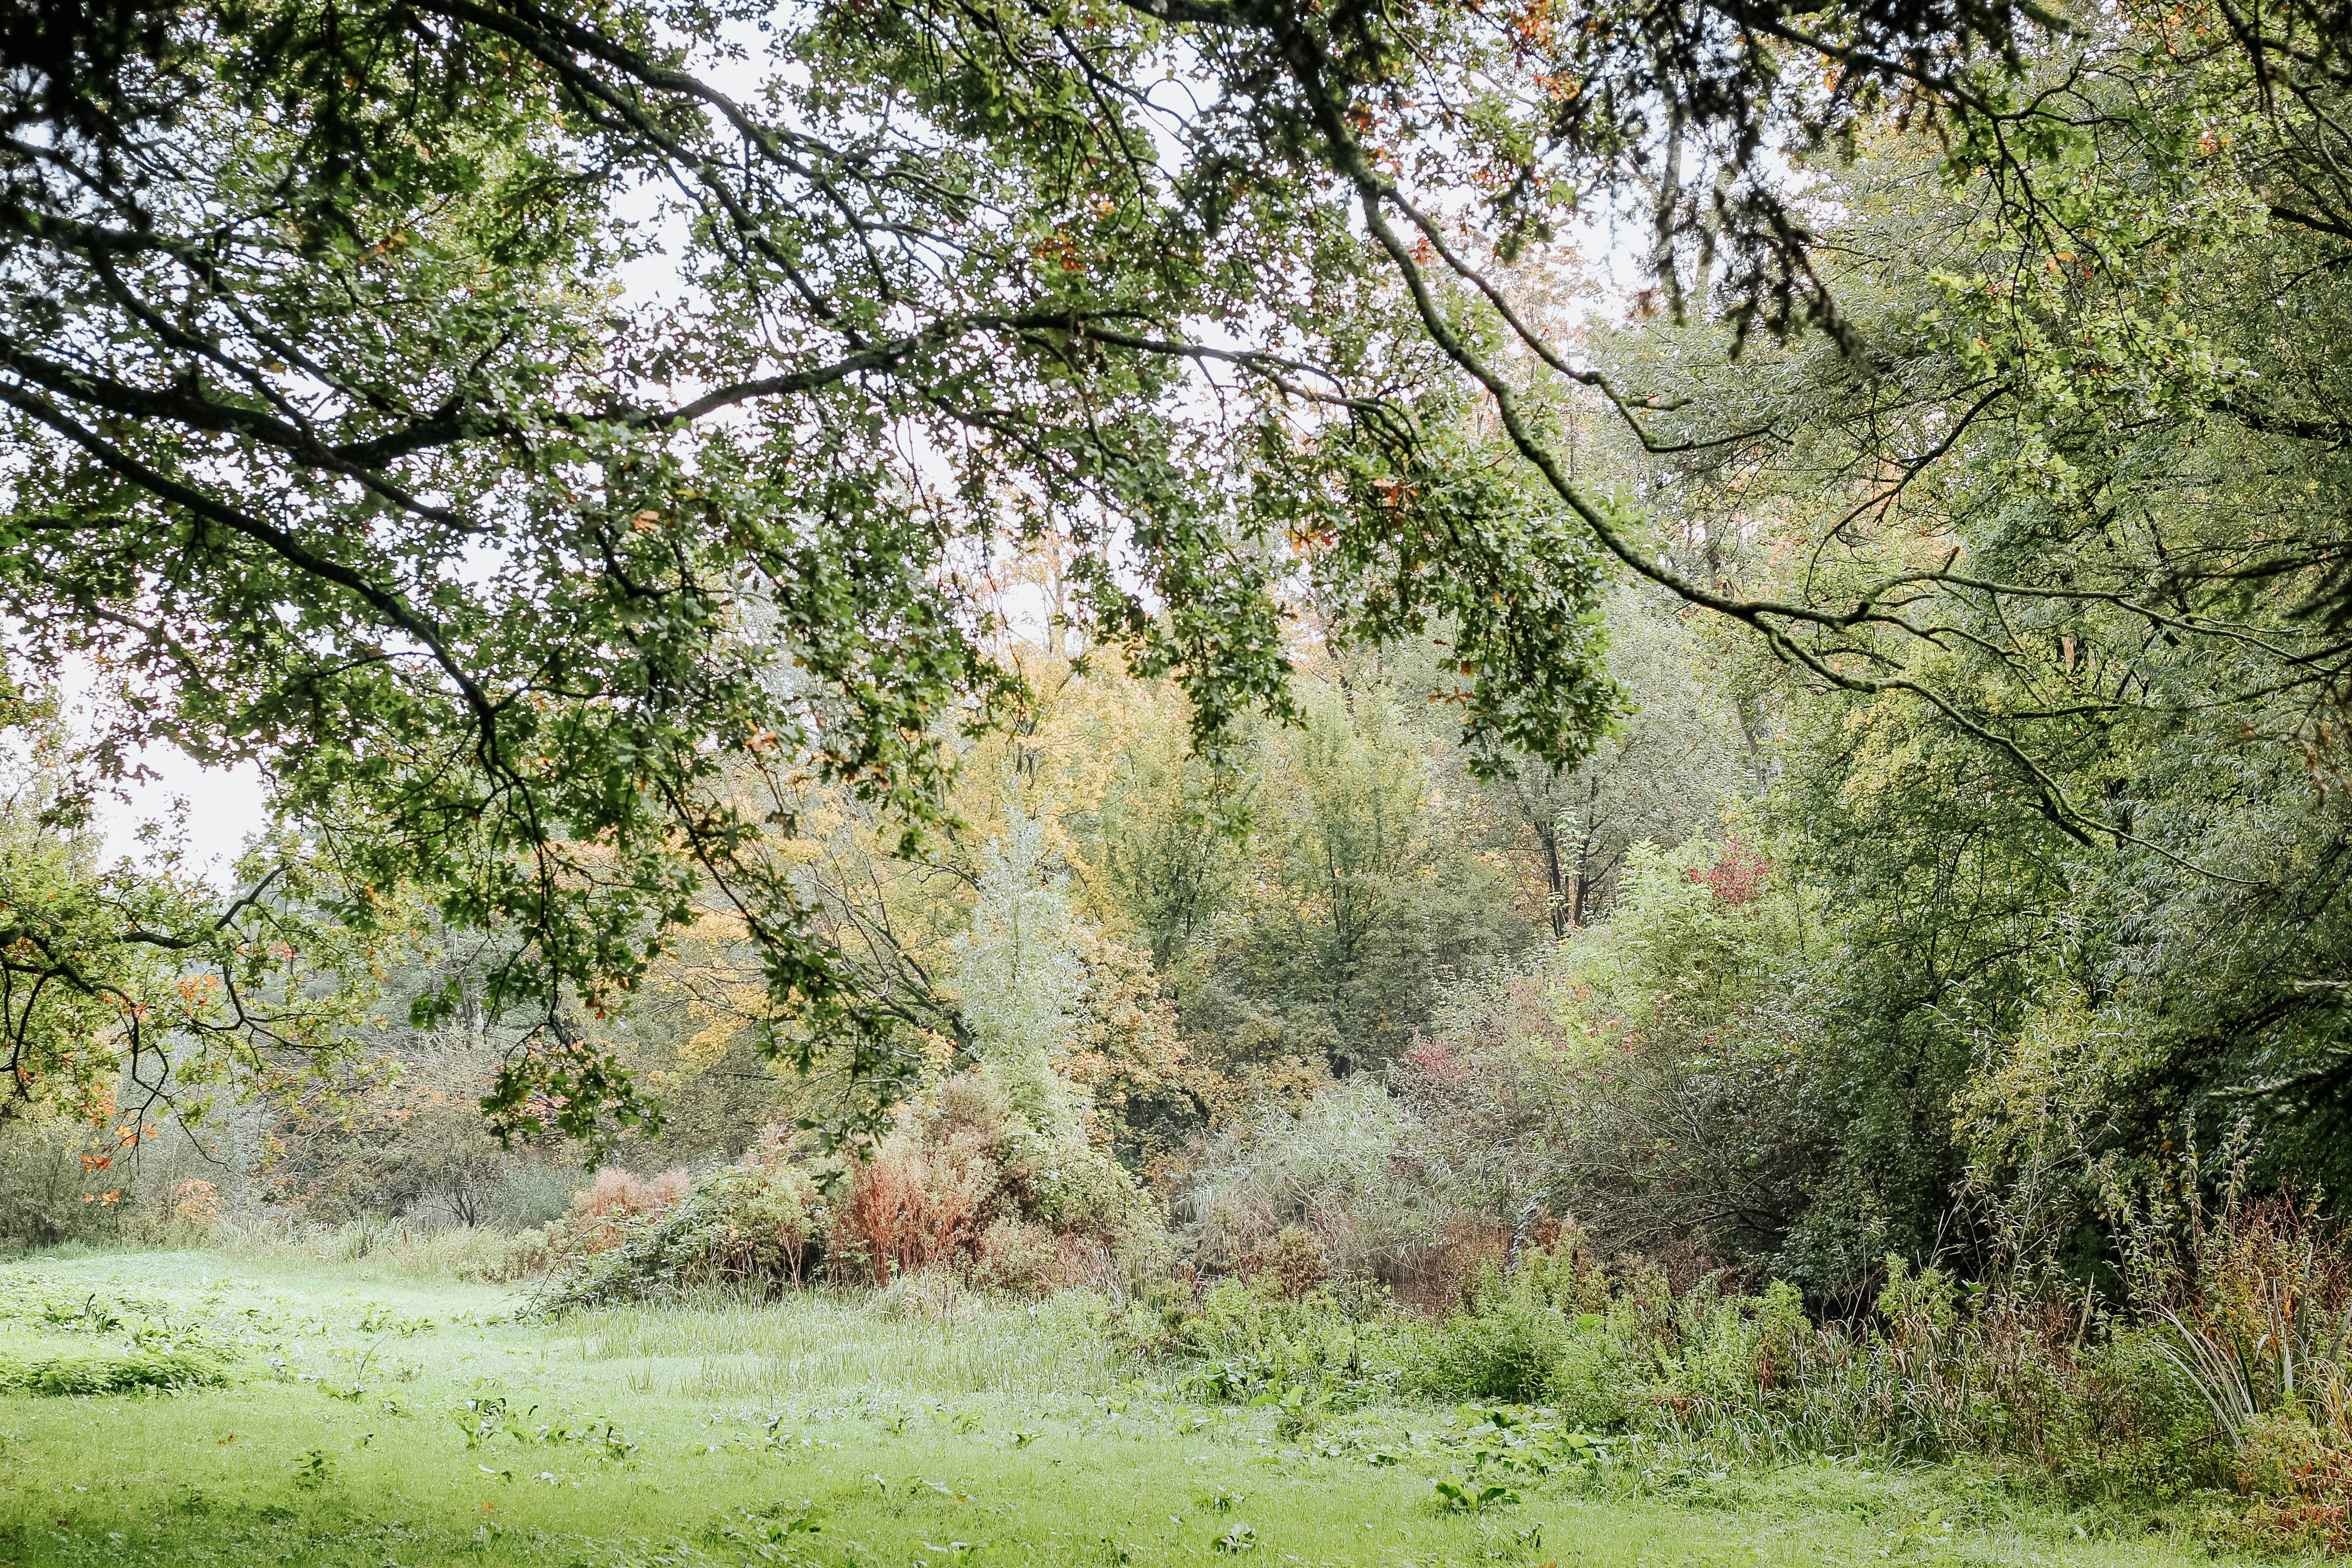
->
828, 1126, 993, 1284
1677, 1278, 1810, 1404
1405, 834, 1836, 1288
971, 1217, 1060, 1294
1145, 1275, 1399, 1406
538, 1161, 823, 1309
1408, 1261, 1580, 1404
969, 1226, 1126, 1297
830, 1073, 1168, 1292
2235, 1407, 2328, 1498
272, 1086, 537, 1228
1370, 1230, 2232, 1498
169, 1181, 223, 1230
1180, 1079, 1430, 1287
0, 1117, 138, 1246
564, 1166, 693, 1252
486, 1160, 583, 1229
0, 1346, 228, 1395
2119, 1193, 2352, 1509
534, 1068, 1171, 1306
1252, 1227, 1329, 1300
456, 1225, 561, 1283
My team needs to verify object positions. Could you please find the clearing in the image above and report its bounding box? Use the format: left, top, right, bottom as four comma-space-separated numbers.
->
0, 1251, 2272, 1567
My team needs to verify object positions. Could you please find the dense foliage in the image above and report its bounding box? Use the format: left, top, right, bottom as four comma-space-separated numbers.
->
10, 0, 2352, 1543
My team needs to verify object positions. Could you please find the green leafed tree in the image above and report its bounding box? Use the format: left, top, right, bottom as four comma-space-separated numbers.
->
0, 688, 389, 1142
1595, 33, 2352, 1262
20, 0, 2352, 1152
1470, 589, 1747, 937
0, 0, 1625, 1135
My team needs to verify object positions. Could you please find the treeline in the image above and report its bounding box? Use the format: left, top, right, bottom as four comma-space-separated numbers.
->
1, 0, 2347, 1317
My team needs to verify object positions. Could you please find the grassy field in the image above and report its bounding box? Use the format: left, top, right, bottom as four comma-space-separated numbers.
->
0, 1250, 2291, 1567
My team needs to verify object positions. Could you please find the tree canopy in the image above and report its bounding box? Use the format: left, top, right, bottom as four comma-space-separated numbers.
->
4, 0, 2350, 1155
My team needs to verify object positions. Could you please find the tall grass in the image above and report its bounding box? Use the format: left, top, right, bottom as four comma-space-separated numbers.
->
1377, 1201, 2352, 1539
208, 1211, 552, 1281
558, 1271, 1123, 1399
10, 1247, 2230, 1568
1612, 1280, 2209, 1494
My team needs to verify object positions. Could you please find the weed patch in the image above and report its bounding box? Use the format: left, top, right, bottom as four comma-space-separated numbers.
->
0, 1343, 228, 1394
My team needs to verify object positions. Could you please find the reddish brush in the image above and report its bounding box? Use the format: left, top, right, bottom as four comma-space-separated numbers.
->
1686, 837, 1770, 905
565, 1166, 691, 1252
829, 1131, 993, 1284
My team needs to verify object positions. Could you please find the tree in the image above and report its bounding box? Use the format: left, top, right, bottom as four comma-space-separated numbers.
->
0, 686, 386, 1140
1092, 688, 1257, 974
26, 0, 2341, 1149
1413, 835, 1833, 1279
1222, 678, 1523, 1070
1609, 67, 2352, 1256
0, 0, 1622, 1135
954, 814, 1086, 1139
1473, 591, 1745, 936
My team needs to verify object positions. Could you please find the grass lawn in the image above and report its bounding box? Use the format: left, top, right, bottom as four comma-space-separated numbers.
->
0, 1250, 2282, 1566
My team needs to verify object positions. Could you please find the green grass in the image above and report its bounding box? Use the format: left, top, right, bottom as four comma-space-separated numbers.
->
0, 1250, 2294, 1566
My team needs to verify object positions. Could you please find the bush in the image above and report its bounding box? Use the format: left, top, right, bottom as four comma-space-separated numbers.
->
828, 1124, 994, 1284
1408, 1259, 1583, 1405
537, 1161, 822, 1309
564, 1165, 694, 1250
1355, 1229, 2237, 1502
1181, 1079, 1431, 1287
533, 1071, 1171, 1308
828, 1073, 1168, 1293
970, 1217, 1122, 1295
456, 1225, 560, 1283
485, 1160, 584, 1229
0, 1345, 229, 1395
0, 1117, 138, 1247
270, 1086, 530, 1227
1124, 1274, 1400, 1409
1412, 1303, 1572, 1405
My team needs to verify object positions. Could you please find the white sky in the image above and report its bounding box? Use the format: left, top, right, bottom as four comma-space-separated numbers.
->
54, 642, 273, 879
95, 745, 271, 881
